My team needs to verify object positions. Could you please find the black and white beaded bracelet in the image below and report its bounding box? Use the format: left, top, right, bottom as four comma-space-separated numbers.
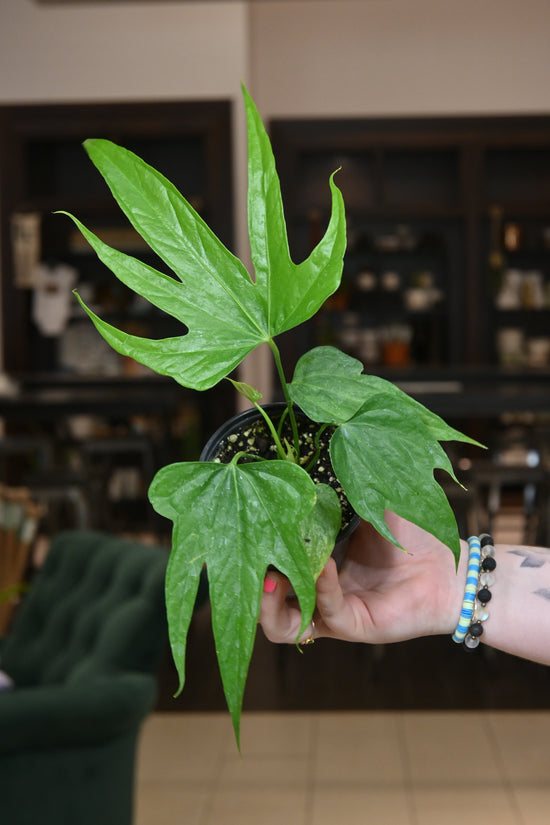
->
455, 533, 497, 651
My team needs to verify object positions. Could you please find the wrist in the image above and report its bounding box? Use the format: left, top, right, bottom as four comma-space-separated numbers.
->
449, 534, 499, 650
441, 538, 470, 635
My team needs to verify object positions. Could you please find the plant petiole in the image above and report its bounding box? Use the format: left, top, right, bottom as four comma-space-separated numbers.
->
252, 402, 292, 462
276, 405, 289, 441
268, 338, 300, 456
304, 424, 330, 473
229, 450, 265, 466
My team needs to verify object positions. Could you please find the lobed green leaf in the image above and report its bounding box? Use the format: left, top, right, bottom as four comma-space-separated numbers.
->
73, 291, 259, 391
243, 85, 347, 336
290, 346, 482, 448
64, 86, 347, 391
330, 397, 461, 560
290, 346, 373, 423
83, 137, 266, 331
148, 458, 322, 744
299, 483, 342, 579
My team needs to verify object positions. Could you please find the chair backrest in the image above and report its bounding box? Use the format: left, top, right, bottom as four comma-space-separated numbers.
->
0, 530, 169, 688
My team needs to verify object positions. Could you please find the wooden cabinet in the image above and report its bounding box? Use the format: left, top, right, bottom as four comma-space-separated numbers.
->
0, 101, 235, 533
269, 115, 550, 374
482, 143, 550, 367
0, 100, 234, 374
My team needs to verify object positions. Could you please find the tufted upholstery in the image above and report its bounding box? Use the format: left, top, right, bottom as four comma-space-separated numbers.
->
0, 530, 170, 825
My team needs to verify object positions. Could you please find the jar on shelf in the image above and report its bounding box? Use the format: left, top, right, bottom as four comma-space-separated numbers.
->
380, 323, 412, 367
496, 327, 525, 366
526, 337, 550, 367
360, 328, 380, 366
338, 312, 361, 357
503, 222, 522, 252
521, 271, 545, 309
496, 269, 522, 309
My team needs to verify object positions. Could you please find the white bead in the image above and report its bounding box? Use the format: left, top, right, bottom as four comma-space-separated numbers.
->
473, 601, 490, 621
479, 571, 495, 587
482, 545, 495, 558
464, 634, 480, 649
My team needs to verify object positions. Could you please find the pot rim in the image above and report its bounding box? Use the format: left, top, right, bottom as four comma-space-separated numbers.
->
200, 402, 294, 462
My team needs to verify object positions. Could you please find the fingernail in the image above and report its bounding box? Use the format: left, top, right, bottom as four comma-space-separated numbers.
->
263, 576, 277, 593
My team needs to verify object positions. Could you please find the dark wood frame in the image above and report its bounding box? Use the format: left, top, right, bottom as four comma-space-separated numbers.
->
270, 114, 550, 367
0, 99, 233, 373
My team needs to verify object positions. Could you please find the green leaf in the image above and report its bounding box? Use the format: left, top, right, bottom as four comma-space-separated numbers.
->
62, 84, 348, 389
330, 397, 461, 560
300, 483, 342, 579
83, 138, 266, 332
60, 140, 271, 390
73, 288, 258, 391
290, 346, 373, 423
227, 378, 264, 404
243, 85, 347, 335
148, 458, 319, 745
290, 346, 482, 448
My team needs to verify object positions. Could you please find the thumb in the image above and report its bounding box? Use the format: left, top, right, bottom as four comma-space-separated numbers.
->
314, 557, 349, 635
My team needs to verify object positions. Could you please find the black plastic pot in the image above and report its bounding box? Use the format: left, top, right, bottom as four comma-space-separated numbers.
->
200, 402, 359, 543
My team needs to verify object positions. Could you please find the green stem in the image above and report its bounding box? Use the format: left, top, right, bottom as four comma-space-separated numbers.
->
276, 405, 289, 441
252, 403, 287, 460
304, 424, 330, 473
268, 339, 300, 457
229, 451, 264, 466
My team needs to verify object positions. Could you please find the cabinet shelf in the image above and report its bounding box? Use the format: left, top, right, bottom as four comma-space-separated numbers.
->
16, 195, 116, 214
481, 202, 550, 219
271, 113, 550, 372
17, 193, 206, 220
0, 99, 234, 374
293, 204, 466, 222
494, 308, 550, 319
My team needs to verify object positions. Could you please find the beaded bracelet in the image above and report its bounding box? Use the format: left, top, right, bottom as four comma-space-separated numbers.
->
452, 535, 481, 643
463, 533, 496, 651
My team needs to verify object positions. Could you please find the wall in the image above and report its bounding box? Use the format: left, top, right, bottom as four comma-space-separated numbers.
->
0, 0, 252, 251
1, 0, 549, 393
2, 0, 548, 257
249, 0, 550, 118
0, 0, 256, 381
0, 0, 249, 104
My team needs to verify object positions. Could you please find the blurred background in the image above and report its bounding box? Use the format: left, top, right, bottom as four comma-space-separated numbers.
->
1, 0, 550, 726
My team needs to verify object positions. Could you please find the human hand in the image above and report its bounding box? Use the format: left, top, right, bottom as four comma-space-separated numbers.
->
259, 513, 468, 646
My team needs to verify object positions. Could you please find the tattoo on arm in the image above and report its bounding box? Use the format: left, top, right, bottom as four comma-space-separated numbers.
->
508, 548, 550, 568
505, 548, 550, 604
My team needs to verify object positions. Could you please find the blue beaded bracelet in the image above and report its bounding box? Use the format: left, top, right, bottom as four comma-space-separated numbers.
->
452, 535, 481, 643
463, 533, 496, 651
452, 533, 497, 649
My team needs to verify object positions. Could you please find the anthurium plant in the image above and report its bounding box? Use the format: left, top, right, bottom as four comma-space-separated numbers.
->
60, 85, 479, 744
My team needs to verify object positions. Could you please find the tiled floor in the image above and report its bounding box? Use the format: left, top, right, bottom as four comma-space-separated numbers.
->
135, 710, 550, 825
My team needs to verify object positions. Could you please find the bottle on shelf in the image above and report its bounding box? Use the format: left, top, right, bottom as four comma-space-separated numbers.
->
503, 221, 522, 253
488, 205, 506, 299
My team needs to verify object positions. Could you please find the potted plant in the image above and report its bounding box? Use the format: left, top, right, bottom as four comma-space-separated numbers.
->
59, 86, 479, 744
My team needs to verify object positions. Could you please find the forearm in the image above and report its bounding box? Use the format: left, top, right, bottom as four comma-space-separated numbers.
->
451, 539, 550, 665
260, 516, 550, 661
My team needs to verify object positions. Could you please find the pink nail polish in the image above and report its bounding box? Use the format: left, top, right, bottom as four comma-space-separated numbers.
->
263, 576, 277, 593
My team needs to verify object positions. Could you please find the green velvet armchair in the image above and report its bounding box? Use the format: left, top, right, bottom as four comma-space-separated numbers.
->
0, 530, 170, 825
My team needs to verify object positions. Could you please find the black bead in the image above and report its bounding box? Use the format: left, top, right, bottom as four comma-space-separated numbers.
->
482, 556, 497, 571
480, 534, 495, 547
477, 587, 492, 603
469, 621, 484, 637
